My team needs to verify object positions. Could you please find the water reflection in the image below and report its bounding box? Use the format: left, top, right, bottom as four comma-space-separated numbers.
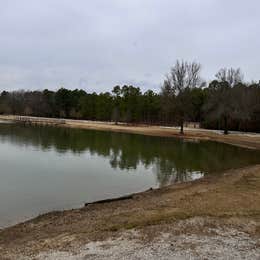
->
0, 123, 259, 187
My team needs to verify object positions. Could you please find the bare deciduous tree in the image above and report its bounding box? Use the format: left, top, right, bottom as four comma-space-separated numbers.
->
215, 68, 243, 87
162, 60, 204, 134
204, 80, 233, 134
170, 60, 203, 92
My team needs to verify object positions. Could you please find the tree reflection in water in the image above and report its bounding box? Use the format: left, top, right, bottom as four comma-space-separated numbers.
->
0, 123, 259, 187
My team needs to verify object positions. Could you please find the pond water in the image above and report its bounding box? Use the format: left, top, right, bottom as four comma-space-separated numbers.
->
0, 123, 260, 228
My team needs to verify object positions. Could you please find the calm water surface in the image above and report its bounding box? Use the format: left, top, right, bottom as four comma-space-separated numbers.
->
0, 122, 260, 228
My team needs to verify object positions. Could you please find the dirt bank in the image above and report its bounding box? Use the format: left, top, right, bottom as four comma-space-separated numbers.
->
1, 165, 260, 259
0, 115, 260, 259
25, 221, 260, 260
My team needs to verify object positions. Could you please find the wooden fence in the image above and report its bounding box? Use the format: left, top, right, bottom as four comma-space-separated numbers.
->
14, 116, 66, 126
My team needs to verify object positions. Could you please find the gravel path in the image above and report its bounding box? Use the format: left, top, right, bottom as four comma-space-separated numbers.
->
24, 225, 260, 260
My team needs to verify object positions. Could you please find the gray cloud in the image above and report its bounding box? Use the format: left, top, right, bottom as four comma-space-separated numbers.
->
0, 0, 259, 92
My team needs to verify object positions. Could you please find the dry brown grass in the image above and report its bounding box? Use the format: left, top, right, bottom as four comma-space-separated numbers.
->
1, 165, 260, 258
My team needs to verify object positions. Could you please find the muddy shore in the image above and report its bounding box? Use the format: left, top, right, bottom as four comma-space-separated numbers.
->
0, 115, 260, 259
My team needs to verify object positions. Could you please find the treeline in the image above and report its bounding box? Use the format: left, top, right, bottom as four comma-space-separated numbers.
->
0, 87, 162, 123
0, 60, 260, 133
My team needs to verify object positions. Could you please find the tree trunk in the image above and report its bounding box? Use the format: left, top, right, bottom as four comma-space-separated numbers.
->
224, 116, 228, 135
180, 119, 184, 134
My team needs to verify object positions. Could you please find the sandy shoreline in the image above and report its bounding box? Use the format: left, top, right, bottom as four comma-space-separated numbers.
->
1, 114, 260, 150
0, 115, 260, 259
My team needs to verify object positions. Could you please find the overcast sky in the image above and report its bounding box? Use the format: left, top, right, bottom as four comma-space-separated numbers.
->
0, 0, 259, 93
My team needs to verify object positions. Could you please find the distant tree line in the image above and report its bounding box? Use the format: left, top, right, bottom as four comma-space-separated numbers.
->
0, 60, 260, 133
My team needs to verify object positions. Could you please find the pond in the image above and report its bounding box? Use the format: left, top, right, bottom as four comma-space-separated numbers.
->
0, 122, 260, 228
